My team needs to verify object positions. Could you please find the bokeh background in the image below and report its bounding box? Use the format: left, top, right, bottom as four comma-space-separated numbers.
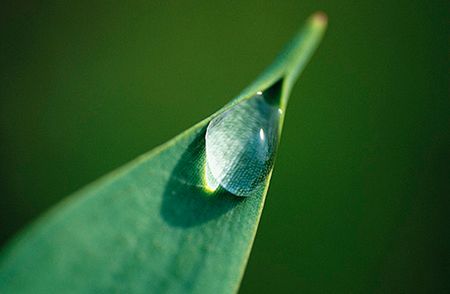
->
1, 1, 448, 293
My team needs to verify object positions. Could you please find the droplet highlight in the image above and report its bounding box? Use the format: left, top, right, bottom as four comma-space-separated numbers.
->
204, 81, 283, 196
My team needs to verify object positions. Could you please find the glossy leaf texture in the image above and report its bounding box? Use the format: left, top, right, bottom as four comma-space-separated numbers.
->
0, 13, 327, 294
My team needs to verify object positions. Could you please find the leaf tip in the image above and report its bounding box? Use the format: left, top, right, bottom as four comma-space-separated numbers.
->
311, 11, 328, 28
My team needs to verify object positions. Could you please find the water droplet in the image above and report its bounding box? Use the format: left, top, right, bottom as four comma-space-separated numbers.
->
204, 80, 283, 196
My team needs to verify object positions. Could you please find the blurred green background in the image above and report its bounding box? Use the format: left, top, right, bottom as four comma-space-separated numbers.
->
1, 1, 448, 293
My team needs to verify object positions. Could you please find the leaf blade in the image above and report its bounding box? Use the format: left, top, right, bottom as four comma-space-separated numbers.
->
0, 13, 327, 294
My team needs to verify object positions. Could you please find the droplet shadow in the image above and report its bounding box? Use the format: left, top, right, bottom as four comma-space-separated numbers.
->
160, 127, 242, 227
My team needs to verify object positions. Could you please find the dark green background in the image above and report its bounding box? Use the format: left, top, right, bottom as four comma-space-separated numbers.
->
1, 1, 448, 293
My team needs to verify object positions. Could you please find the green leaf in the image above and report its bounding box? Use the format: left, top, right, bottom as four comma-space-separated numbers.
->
0, 13, 327, 294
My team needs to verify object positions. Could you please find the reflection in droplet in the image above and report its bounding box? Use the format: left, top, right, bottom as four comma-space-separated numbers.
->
204, 82, 283, 197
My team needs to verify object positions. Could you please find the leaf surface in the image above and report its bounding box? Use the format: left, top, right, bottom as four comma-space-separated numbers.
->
0, 13, 327, 294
